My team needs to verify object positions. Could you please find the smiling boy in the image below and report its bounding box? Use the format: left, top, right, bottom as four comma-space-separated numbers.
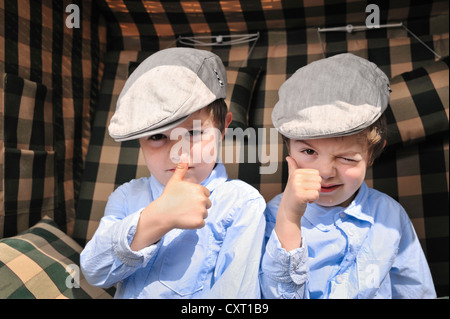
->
80, 48, 266, 298
260, 53, 436, 299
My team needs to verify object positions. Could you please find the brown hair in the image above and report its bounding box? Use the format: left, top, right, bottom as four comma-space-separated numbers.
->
355, 113, 387, 165
204, 98, 228, 132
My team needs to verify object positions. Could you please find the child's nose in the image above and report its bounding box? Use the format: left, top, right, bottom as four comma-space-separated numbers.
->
170, 151, 189, 163
318, 159, 336, 179
168, 137, 191, 164
170, 154, 181, 164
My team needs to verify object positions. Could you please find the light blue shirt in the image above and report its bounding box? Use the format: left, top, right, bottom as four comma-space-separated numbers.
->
80, 163, 266, 298
260, 182, 436, 299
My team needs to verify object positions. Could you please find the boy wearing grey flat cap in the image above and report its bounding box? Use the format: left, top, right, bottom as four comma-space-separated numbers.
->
81, 48, 266, 298
260, 53, 436, 299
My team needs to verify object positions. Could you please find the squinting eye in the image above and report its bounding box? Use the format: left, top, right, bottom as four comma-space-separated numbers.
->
341, 157, 356, 162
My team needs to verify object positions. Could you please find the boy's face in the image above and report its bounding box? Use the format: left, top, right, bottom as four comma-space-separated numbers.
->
139, 108, 231, 186
288, 135, 369, 208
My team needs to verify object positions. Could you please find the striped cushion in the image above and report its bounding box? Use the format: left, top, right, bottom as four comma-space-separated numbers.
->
0, 216, 113, 299
387, 57, 449, 146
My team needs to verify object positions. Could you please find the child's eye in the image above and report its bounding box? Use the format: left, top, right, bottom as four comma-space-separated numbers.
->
340, 157, 356, 163
185, 130, 203, 141
302, 149, 316, 156
148, 134, 166, 141
188, 130, 202, 137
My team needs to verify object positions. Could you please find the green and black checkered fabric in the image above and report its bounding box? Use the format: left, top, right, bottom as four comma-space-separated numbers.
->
0, 216, 113, 298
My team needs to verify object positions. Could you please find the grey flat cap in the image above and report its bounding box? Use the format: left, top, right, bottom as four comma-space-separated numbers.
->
272, 53, 390, 140
108, 48, 227, 142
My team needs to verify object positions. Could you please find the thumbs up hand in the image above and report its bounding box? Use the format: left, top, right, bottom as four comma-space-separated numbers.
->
274, 156, 322, 251
282, 156, 322, 217
155, 155, 212, 230
130, 155, 212, 251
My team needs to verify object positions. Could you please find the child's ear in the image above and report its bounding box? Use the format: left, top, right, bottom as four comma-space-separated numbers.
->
224, 111, 233, 129
368, 140, 387, 167
220, 112, 233, 139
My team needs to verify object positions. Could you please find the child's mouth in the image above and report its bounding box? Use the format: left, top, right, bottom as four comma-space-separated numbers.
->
321, 184, 341, 193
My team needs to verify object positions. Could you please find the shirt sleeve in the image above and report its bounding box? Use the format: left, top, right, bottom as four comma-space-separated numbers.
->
80, 185, 161, 288
260, 229, 308, 299
259, 198, 308, 299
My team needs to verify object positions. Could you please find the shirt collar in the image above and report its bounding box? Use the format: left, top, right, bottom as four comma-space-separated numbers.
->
342, 182, 374, 225
149, 162, 228, 200
200, 162, 228, 193
303, 182, 374, 231
303, 204, 343, 231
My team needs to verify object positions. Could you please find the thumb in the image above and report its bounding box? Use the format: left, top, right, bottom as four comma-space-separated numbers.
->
170, 154, 189, 182
286, 156, 298, 176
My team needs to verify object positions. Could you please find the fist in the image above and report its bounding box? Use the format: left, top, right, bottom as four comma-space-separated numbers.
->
281, 156, 321, 217
157, 157, 212, 230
